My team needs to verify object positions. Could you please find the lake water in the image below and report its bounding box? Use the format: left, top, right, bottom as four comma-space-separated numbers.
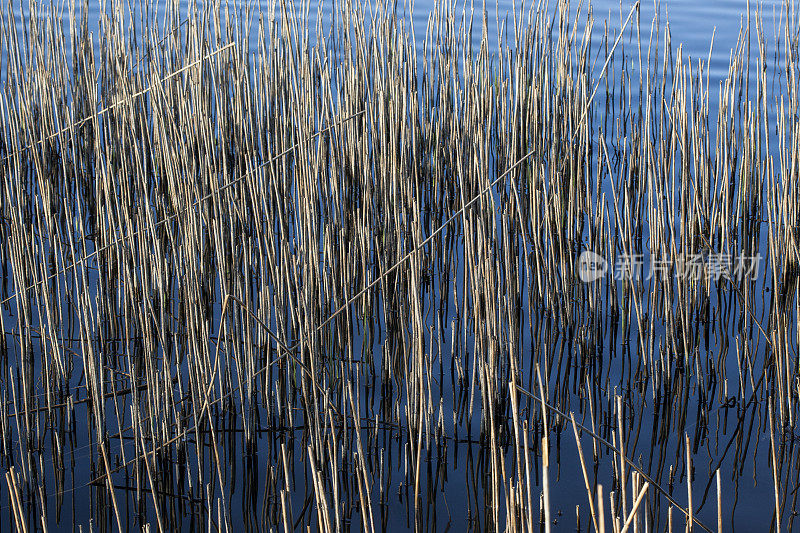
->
25, 0, 786, 77
2, 0, 796, 531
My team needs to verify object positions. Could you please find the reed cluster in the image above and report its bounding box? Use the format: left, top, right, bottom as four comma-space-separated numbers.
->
0, 0, 798, 530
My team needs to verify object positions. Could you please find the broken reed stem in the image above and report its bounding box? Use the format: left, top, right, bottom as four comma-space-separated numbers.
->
620, 483, 649, 533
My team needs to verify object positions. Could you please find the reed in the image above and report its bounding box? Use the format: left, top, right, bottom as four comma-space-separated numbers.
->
0, 0, 797, 530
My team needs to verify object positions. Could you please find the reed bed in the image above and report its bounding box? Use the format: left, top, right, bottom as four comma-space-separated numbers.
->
0, 0, 798, 530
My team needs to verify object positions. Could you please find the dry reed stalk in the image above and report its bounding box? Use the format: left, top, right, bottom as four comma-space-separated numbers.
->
136, 413, 165, 533
5, 467, 27, 533
716, 470, 722, 533
768, 399, 781, 531
570, 412, 600, 532
598, 484, 606, 533
536, 365, 551, 533
98, 440, 124, 532
686, 433, 693, 533
620, 483, 650, 533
